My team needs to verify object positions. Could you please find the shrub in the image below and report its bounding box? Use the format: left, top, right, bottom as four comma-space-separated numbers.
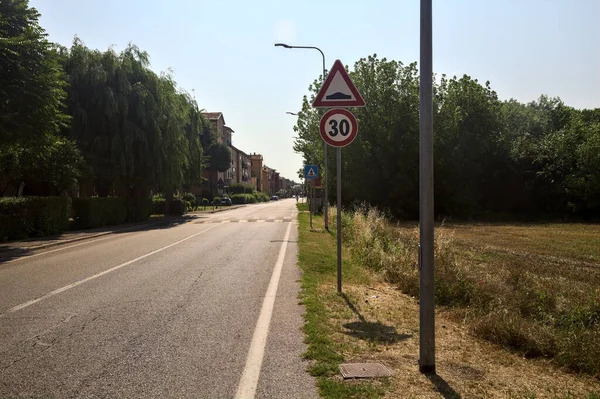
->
212, 197, 221, 207
230, 194, 246, 204
244, 186, 254, 194
152, 197, 166, 215
125, 196, 151, 222
231, 193, 257, 204
0, 196, 71, 241
170, 198, 186, 216
253, 192, 269, 203
228, 183, 245, 195
201, 198, 209, 208
72, 197, 127, 229
182, 193, 196, 210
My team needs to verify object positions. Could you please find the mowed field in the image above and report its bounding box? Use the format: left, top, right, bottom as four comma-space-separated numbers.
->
443, 222, 600, 264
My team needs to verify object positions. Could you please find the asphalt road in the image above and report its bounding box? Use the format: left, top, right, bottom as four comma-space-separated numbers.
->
0, 199, 317, 399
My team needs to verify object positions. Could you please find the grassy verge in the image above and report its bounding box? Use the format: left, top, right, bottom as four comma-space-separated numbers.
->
346, 206, 600, 377
297, 203, 600, 397
296, 203, 388, 399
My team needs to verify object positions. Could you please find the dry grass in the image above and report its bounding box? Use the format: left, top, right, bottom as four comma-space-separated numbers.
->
341, 207, 600, 379
443, 223, 600, 264
299, 206, 600, 398
327, 282, 600, 398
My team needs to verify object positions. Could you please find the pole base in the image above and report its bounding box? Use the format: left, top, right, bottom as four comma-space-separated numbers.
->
419, 364, 436, 374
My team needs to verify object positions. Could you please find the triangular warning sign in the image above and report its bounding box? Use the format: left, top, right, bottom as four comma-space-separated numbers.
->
307, 167, 316, 177
312, 59, 365, 108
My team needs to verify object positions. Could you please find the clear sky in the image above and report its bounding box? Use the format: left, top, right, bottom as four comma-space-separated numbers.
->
31, 0, 600, 182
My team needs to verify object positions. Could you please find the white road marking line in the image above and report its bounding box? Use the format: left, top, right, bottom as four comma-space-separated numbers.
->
267, 216, 275, 219
221, 220, 231, 223
0, 224, 219, 318
239, 220, 248, 223
274, 220, 282, 223
256, 220, 265, 223
234, 221, 292, 399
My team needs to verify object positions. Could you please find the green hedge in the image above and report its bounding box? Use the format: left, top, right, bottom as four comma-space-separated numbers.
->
0, 197, 71, 242
152, 197, 166, 215
171, 199, 186, 216
72, 197, 127, 229
231, 193, 257, 204
253, 192, 270, 203
228, 183, 255, 195
126, 197, 151, 222
151, 197, 188, 215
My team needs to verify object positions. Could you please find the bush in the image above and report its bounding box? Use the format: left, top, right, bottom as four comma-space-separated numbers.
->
212, 197, 221, 207
152, 197, 166, 215
253, 192, 269, 203
170, 198, 186, 216
244, 186, 254, 194
125, 196, 151, 222
182, 193, 196, 210
0, 196, 71, 241
72, 197, 127, 229
231, 193, 257, 204
201, 198, 209, 208
228, 183, 245, 195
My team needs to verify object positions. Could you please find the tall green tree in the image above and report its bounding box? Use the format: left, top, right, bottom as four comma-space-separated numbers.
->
62, 40, 206, 199
0, 0, 83, 196
0, 0, 68, 145
292, 53, 600, 220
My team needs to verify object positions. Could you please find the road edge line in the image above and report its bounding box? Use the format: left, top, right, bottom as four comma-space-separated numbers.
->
234, 221, 293, 399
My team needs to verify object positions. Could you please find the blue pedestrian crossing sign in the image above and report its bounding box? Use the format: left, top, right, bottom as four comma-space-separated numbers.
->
304, 165, 318, 180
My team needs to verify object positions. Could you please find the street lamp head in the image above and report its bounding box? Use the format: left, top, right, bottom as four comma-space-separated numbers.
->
286, 112, 298, 116
274, 43, 292, 49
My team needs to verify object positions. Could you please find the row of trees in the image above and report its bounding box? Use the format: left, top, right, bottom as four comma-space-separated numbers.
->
294, 55, 600, 220
1, 0, 230, 203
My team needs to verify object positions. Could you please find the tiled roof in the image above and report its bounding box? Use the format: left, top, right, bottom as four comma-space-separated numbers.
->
201, 112, 224, 123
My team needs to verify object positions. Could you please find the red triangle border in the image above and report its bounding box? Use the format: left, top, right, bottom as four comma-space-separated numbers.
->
312, 59, 365, 108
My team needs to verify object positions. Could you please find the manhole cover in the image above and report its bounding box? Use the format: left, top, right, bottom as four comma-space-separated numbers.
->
339, 363, 393, 379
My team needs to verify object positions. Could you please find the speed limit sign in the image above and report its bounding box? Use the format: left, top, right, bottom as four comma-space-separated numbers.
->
319, 108, 358, 147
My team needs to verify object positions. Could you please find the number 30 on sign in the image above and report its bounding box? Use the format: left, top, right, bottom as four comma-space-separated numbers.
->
319, 108, 358, 148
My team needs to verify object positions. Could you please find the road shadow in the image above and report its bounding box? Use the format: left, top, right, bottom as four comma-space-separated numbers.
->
340, 293, 412, 344
0, 215, 200, 264
426, 373, 462, 399
0, 247, 30, 263
112, 215, 198, 233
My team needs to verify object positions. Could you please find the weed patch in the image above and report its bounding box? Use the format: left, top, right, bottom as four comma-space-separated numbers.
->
338, 206, 600, 378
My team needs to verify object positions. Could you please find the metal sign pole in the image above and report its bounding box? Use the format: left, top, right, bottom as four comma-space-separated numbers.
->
309, 181, 313, 229
336, 147, 342, 293
419, 0, 436, 374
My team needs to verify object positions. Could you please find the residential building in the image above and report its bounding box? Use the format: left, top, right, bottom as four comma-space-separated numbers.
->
249, 153, 264, 192
200, 112, 234, 196
231, 146, 251, 185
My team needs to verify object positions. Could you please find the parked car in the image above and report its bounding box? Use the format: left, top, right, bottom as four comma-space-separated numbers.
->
221, 197, 232, 206
270, 195, 279, 201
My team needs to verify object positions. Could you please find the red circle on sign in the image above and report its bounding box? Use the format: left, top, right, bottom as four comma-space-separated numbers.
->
319, 108, 358, 147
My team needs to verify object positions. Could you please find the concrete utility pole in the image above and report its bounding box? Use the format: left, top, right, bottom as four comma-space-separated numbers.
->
419, 0, 436, 374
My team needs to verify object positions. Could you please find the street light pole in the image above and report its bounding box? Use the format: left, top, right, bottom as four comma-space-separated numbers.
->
275, 43, 329, 230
